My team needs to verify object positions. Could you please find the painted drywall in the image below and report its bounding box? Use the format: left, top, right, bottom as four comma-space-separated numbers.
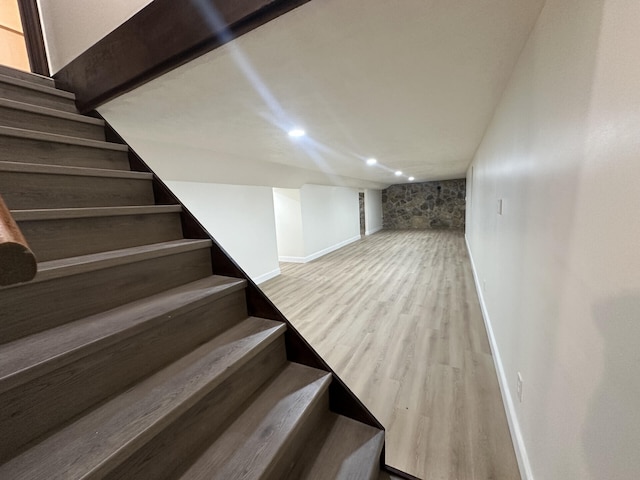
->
273, 185, 360, 262
299, 184, 360, 261
364, 189, 383, 235
37, 0, 152, 73
96, 0, 545, 186
273, 188, 304, 260
465, 1, 640, 479
166, 181, 280, 284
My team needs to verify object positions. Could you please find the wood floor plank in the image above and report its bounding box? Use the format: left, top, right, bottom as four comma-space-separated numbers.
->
261, 230, 519, 480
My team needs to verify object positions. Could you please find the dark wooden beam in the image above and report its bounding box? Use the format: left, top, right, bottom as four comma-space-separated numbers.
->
17, 0, 50, 77
54, 0, 310, 113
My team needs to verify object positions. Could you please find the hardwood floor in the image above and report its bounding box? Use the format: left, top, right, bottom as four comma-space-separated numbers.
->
261, 230, 520, 480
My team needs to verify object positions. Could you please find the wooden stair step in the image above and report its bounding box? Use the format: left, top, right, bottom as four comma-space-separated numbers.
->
0, 275, 250, 462
179, 362, 332, 480
0, 161, 154, 209
34, 238, 211, 282
0, 239, 213, 343
0, 125, 129, 169
13, 205, 184, 261
0, 73, 77, 113
0, 98, 105, 140
288, 414, 385, 480
0, 274, 246, 392
0, 317, 287, 480
0, 64, 54, 88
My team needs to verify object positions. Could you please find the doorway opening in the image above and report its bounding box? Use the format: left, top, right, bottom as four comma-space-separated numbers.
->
359, 192, 365, 236
0, 0, 29, 71
0, 0, 49, 76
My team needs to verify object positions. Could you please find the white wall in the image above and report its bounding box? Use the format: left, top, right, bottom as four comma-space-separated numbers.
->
272, 184, 360, 263
167, 181, 280, 284
364, 189, 383, 235
299, 184, 360, 261
273, 188, 304, 260
465, 1, 640, 479
38, 0, 153, 73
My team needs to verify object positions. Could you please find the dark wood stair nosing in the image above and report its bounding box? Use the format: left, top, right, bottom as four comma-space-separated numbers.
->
0, 239, 213, 289
0, 125, 129, 151
11, 205, 182, 221
0, 72, 75, 99
0, 97, 103, 125
0, 275, 248, 394
0, 161, 152, 180
0, 65, 54, 87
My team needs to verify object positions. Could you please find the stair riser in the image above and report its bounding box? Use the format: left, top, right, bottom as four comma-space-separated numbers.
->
0, 172, 155, 209
266, 392, 330, 480
0, 248, 213, 343
0, 290, 248, 463
0, 106, 104, 140
104, 339, 287, 480
0, 82, 76, 113
0, 66, 54, 87
0, 136, 130, 170
19, 212, 184, 262
280, 410, 335, 480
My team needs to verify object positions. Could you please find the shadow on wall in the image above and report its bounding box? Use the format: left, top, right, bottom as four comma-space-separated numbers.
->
583, 294, 640, 480
382, 179, 466, 230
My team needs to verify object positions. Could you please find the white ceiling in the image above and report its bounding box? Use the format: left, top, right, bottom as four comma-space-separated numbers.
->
99, 0, 545, 189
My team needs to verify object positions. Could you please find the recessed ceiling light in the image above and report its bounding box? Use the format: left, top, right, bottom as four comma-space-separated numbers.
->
288, 128, 306, 138
408, 176, 415, 181
395, 170, 402, 176
366, 158, 377, 166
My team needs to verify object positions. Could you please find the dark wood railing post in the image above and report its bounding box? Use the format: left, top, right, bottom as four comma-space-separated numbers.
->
0, 195, 37, 286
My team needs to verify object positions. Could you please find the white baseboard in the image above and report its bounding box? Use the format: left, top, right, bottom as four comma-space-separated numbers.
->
278, 255, 305, 263
365, 225, 383, 235
252, 267, 281, 284
278, 235, 361, 264
304, 235, 361, 262
465, 235, 534, 480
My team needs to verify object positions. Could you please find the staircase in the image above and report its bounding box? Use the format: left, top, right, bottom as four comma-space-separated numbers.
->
0, 66, 403, 479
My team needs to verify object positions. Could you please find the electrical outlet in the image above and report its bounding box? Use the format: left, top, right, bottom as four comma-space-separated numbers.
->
517, 372, 523, 402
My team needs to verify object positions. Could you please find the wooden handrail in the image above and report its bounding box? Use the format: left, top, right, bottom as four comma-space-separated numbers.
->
0, 195, 37, 286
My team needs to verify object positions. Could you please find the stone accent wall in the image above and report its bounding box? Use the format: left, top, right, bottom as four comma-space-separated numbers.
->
382, 179, 466, 230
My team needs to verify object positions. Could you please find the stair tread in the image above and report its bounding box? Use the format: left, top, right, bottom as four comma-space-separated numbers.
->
0, 316, 286, 480
9, 239, 212, 286
0, 275, 247, 393
0, 73, 75, 99
12, 205, 181, 221
0, 97, 103, 125
0, 125, 128, 151
180, 362, 332, 479
299, 414, 385, 480
0, 65, 54, 87
0, 160, 152, 179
